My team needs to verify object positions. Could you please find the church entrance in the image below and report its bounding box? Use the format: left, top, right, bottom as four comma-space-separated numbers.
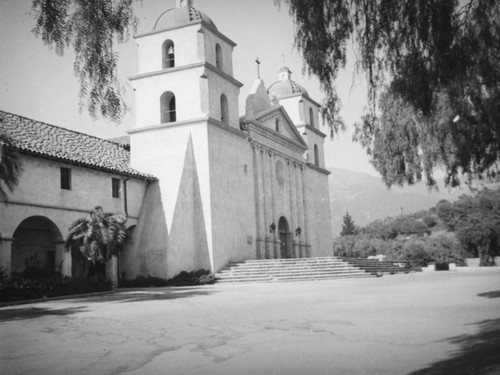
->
278, 217, 291, 258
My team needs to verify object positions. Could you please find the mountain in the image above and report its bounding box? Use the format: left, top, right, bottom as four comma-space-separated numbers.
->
328, 168, 467, 236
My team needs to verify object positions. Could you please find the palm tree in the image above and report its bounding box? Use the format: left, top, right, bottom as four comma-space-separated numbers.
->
65, 206, 127, 277
0, 132, 22, 201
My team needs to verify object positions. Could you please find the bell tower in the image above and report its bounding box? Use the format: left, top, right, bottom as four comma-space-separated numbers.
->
127, 1, 243, 277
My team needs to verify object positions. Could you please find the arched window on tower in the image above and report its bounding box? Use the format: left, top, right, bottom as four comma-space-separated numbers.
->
160, 91, 176, 123
220, 94, 228, 124
215, 43, 223, 70
314, 144, 319, 166
275, 118, 280, 132
309, 107, 315, 128
162, 40, 175, 69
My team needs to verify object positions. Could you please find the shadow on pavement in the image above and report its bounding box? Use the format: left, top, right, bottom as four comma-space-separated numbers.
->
0, 306, 88, 322
408, 317, 500, 375
75, 286, 216, 304
477, 290, 500, 299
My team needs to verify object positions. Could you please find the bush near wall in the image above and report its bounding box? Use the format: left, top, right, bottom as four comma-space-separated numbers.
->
0, 255, 112, 302
120, 269, 215, 288
0, 274, 113, 302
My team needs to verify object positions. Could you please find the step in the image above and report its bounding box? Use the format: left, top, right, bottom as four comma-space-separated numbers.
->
215, 256, 380, 284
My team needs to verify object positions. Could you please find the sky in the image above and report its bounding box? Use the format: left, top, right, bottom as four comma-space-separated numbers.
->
0, 0, 377, 176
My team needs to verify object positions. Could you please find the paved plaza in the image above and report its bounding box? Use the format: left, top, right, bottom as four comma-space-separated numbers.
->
1, 269, 500, 375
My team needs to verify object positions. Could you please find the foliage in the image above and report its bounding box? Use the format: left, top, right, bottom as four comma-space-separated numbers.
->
422, 215, 438, 228
363, 215, 429, 240
340, 211, 358, 236
278, 0, 500, 187
22, 253, 59, 279
0, 258, 112, 302
168, 269, 215, 286
31, 0, 137, 121
334, 232, 465, 268
120, 275, 169, 288
436, 188, 500, 265
65, 206, 127, 265
0, 131, 22, 201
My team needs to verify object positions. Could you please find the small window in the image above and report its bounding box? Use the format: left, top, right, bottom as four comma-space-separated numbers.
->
215, 43, 222, 70
220, 94, 228, 124
112, 178, 120, 198
309, 107, 315, 128
162, 40, 175, 69
160, 91, 176, 123
314, 144, 319, 166
60, 167, 71, 190
275, 118, 280, 132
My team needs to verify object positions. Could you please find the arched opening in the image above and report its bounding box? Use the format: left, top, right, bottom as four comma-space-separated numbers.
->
275, 118, 280, 132
160, 91, 176, 123
220, 94, 229, 124
314, 144, 319, 166
162, 39, 175, 69
11, 216, 63, 275
309, 107, 314, 128
278, 216, 291, 259
215, 43, 223, 70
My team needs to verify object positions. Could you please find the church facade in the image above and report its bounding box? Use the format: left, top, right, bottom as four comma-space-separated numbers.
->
0, 0, 332, 282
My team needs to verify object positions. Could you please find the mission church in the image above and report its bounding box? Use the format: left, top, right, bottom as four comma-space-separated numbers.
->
0, 0, 332, 282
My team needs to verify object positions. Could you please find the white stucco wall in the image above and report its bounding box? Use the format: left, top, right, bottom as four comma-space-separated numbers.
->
305, 167, 333, 256
208, 124, 256, 271
0, 154, 148, 275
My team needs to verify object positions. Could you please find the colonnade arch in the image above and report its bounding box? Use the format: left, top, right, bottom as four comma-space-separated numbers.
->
11, 216, 64, 275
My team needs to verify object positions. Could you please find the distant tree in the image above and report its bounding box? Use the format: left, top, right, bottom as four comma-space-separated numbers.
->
340, 211, 358, 236
0, 131, 22, 201
65, 206, 127, 277
277, 0, 500, 187
437, 189, 500, 265
31, 0, 137, 122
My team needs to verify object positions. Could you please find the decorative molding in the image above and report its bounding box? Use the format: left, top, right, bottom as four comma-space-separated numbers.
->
306, 163, 331, 175
129, 62, 205, 81
304, 124, 327, 139
205, 62, 243, 87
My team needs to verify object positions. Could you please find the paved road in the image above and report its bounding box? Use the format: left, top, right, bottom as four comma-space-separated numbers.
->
1, 270, 500, 375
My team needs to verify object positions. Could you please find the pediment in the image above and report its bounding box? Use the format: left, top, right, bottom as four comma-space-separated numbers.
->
254, 106, 308, 148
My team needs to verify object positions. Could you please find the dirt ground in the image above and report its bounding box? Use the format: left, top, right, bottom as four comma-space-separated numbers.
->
1, 269, 499, 375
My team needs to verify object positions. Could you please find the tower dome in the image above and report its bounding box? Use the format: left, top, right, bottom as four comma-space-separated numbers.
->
154, 2, 217, 31
268, 67, 309, 99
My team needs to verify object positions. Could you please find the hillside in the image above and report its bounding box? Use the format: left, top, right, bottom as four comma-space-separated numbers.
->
328, 168, 467, 236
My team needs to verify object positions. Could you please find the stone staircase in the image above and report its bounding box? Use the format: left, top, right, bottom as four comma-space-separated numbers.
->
214, 257, 376, 283
339, 257, 411, 276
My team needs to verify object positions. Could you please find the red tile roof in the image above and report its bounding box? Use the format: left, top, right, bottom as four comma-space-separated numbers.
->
0, 110, 154, 180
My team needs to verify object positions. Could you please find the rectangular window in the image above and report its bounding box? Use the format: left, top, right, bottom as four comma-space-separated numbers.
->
60, 167, 71, 190
112, 178, 120, 198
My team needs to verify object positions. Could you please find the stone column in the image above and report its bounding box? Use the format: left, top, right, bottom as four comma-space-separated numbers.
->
56, 241, 71, 276
269, 152, 280, 259
0, 238, 12, 275
296, 164, 306, 257
252, 144, 264, 259
301, 167, 311, 257
261, 149, 273, 259
106, 255, 118, 286
288, 161, 299, 258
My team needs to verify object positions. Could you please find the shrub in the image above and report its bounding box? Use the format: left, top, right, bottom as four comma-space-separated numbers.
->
120, 275, 169, 288
0, 274, 112, 302
422, 215, 438, 228
168, 269, 215, 286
